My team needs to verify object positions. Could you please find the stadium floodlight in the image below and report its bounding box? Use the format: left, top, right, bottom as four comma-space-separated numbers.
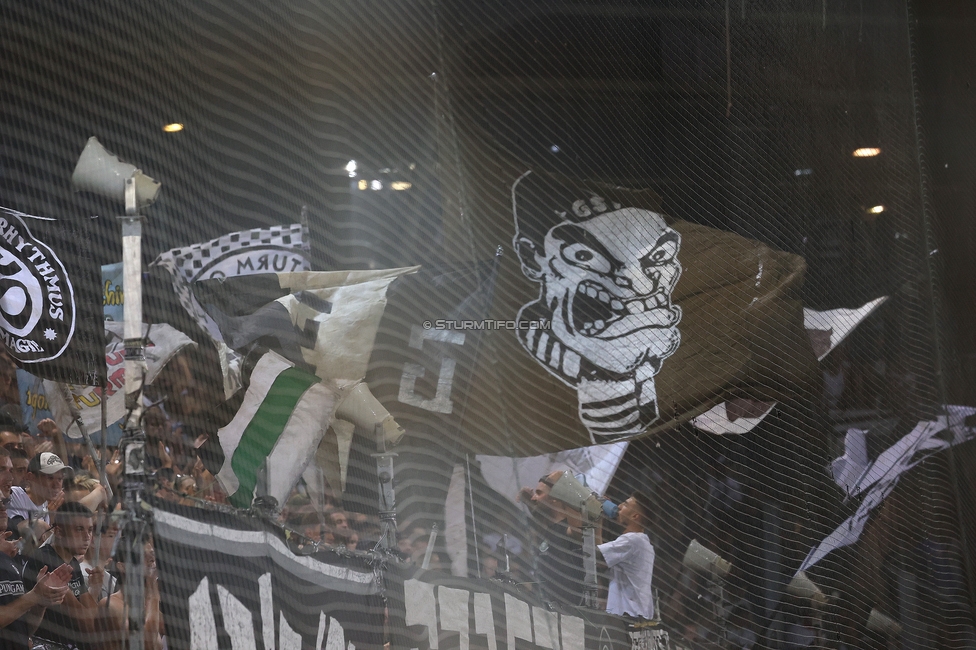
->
683, 539, 732, 579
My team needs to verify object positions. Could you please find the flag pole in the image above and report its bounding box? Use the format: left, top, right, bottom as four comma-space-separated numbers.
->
372, 422, 398, 554
119, 176, 148, 650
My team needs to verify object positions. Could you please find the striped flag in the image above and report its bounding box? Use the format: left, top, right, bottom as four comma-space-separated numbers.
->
151, 224, 311, 398
215, 351, 341, 509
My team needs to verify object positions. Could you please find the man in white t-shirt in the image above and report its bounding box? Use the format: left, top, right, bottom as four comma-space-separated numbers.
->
597, 491, 656, 619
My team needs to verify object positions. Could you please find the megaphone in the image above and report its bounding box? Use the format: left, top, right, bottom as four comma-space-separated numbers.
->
866, 609, 902, 637
682, 539, 732, 579
548, 471, 603, 523
787, 571, 827, 605
71, 137, 160, 209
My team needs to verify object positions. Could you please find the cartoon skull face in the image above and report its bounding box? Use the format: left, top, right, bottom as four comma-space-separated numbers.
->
534, 208, 682, 375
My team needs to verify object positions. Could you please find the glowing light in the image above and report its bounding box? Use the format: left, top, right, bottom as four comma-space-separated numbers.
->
345, 160, 357, 177
550, 144, 561, 153
853, 147, 881, 158
370, 180, 382, 191
868, 205, 885, 214
162, 123, 184, 133
391, 181, 412, 191
358, 179, 368, 190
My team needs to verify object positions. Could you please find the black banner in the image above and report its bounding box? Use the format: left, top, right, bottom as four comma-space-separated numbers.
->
387, 566, 669, 650
154, 503, 385, 650
0, 207, 106, 385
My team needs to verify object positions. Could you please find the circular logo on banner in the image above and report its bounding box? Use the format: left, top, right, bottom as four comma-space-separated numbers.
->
0, 210, 76, 363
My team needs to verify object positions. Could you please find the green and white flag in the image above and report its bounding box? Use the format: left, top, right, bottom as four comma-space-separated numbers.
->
215, 351, 341, 509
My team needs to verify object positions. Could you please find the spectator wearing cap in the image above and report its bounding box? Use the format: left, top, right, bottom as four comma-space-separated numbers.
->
8, 453, 72, 540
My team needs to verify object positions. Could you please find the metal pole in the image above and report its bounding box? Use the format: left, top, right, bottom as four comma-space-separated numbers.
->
372, 423, 397, 553
582, 521, 598, 609
119, 176, 147, 650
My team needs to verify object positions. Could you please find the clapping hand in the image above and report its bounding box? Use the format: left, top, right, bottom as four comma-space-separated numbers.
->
30, 565, 70, 608
0, 532, 17, 558
47, 490, 64, 512
85, 565, 105, 598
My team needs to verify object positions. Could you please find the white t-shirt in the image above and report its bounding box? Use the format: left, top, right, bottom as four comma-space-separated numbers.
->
7, 486, 48, 524
598, 531, 655, 619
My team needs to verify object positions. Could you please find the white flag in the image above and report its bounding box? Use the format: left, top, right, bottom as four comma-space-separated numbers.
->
151, 224, 310, 398
800, 408, 976, 572
45, 322, 196, 438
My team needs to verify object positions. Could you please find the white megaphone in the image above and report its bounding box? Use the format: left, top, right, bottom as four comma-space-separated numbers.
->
866, 609, 902, 637
787, 571, 827, 606
548, 471, 603, 523
682, 539, 732, 579
71, 137, 160, 209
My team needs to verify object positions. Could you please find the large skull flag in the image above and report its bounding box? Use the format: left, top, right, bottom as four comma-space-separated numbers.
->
366, 161, 820, 455
500, 168, 819, 448
512, 171, 684, 439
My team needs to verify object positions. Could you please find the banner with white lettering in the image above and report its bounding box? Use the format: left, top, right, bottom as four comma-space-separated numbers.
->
387, 566, 667, 650
0, 207, 106, 385
153, 502, 385, 650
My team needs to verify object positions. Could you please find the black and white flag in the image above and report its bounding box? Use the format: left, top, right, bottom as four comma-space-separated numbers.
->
151, 224, 311, 397
0, 207, 105, 385
800, 406, 976, 572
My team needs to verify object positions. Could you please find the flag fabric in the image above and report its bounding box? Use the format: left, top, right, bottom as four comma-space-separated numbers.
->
476, 441, 629, 507
799, 406, 976, 572
830, 428, 870, 497
43, 322, 196, 439
366, 165, 819, 455
0, 207, 106, 385
16, 368, 53, 434
364, 261, 508, 449
689, 298, 888, 435
214, 351, 342, 509
193, 267, 418, 386
151, 224, 311, 398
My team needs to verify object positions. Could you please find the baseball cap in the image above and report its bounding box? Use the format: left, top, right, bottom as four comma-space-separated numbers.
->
28, 452, 74, 477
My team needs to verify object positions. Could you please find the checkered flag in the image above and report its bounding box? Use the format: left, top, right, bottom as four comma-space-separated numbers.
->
152, 224, 311, 398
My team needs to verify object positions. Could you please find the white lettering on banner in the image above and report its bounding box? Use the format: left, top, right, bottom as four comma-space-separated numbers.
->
474, 592, 497, 650
398, 325, 465, 414
325, 615, 346, 650
190, 577, 219, 650
405, 580, 586, 650
504, 594, 532, 649
532, 607, 558, 650
439, 587, 471, 650
188, 573, 348, 650
217, 584, 258, 650
560, 616, 584, 650
0, 208, 78, 364
280, 612, 302, 650
405, 579, 438, 649
260, 572, 275, 650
